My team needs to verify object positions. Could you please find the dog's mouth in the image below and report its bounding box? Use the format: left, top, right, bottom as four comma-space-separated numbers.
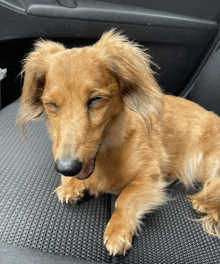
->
75, 158, 96, 180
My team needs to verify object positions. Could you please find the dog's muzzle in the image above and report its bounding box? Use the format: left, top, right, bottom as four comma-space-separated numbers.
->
55, 158, 95, 180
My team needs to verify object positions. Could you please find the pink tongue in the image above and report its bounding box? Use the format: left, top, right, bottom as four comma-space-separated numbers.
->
76, 160, 94, 179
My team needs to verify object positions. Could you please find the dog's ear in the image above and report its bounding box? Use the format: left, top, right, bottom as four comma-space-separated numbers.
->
17, 40, 65, 135
95, 29, 163, 129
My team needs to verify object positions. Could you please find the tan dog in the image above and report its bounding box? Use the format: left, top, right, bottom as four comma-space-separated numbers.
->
17, 29, 220, 256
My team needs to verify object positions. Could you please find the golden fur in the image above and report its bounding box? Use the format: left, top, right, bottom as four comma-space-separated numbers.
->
17, 29, 220, 256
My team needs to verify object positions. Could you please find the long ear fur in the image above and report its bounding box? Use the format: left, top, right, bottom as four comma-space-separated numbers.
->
94, 29, 164, 129
16, 40, 65, 135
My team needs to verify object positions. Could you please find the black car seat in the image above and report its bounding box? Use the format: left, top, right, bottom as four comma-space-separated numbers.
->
1, 49, 220, 263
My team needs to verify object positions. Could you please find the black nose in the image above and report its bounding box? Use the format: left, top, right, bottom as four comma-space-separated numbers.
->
55, 159, 83, 176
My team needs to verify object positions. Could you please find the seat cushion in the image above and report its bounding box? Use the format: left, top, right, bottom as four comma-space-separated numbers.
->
1, 100, 220, 264
0, 100, 112, 264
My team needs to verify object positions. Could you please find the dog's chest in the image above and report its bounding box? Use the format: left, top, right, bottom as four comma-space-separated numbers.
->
86, 151, 133, 195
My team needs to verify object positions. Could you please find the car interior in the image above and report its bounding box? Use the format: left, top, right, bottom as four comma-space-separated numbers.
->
1, 0, 220, 263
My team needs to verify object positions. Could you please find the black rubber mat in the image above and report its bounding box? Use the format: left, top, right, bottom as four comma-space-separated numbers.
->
1, 100, 220, 264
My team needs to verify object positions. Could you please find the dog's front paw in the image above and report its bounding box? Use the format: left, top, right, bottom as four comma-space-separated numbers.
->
55, 184, 85, 204
104, 221, 133, 256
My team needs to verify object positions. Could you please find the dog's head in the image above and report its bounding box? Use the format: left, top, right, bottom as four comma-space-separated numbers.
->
17, 29, 163, 179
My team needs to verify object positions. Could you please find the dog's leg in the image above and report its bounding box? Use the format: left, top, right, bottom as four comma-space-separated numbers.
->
188, 150, 220, 237
104, 176, 168, 256
55, 175, 86, 204
189, 177, 220, 237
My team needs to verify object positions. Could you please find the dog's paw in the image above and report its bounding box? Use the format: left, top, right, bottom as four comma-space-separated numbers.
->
104, 222, 133, 256
191, 199, 206, 215
55, 185, 85, 204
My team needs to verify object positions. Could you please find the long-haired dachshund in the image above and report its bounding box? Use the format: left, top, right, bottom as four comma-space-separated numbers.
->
17, 29, 220, 256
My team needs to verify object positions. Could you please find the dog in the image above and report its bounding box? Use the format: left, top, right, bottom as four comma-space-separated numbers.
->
17, 29, 220, 256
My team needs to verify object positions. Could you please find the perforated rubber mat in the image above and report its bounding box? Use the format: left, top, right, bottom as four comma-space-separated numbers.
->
1, 100, 220, 264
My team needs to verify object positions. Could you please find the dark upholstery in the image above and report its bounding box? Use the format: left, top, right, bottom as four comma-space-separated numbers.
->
1, 100, 220, 263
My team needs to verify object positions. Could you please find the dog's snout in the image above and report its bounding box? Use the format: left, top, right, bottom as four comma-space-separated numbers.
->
55, 159, 83, 176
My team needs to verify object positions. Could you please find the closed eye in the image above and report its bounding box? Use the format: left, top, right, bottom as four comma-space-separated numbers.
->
50, 103, 58, 109
44, 102, 59, 110
88, 97, 102, 109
